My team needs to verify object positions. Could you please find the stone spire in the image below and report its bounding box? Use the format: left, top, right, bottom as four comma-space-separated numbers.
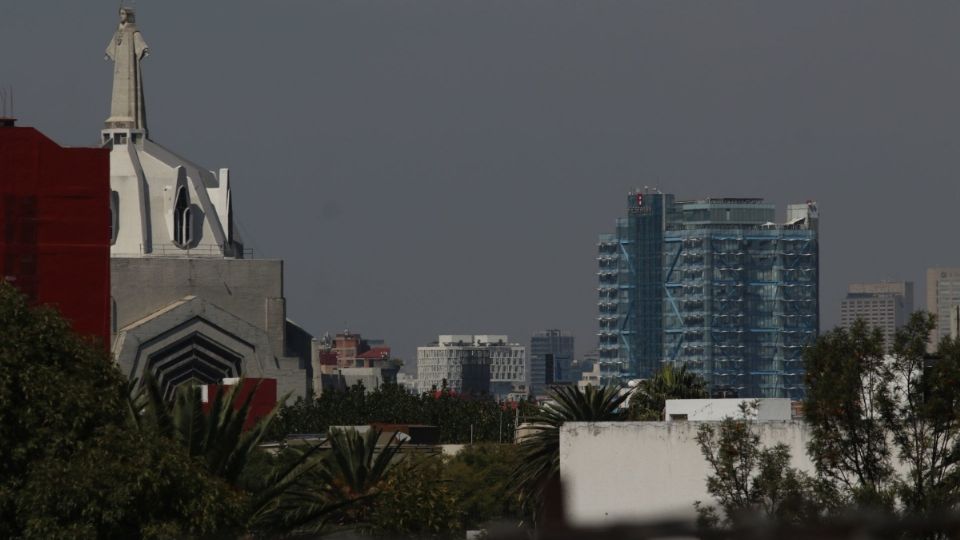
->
104, 7, 149, 133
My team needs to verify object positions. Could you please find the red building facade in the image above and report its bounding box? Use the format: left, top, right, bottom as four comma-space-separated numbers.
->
0, 121, 111, 346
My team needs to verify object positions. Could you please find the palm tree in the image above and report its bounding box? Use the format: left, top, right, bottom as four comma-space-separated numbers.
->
512, 384, 628, 521
278, 427, 405, 534
129, 376, 278, 483
628, 363, 708, 421
127, 376, 341, 534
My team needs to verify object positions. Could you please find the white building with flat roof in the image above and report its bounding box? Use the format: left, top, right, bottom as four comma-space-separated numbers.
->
417, 335, 526, 398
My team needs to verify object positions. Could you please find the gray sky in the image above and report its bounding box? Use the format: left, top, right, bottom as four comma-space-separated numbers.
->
3, 1, 959, 365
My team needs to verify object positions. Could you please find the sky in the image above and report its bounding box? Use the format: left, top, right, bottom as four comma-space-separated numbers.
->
3, 1, 960, 366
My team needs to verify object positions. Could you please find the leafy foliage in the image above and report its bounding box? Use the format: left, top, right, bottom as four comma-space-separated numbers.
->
0, 283, 248, 538
628, 363, 709, 421
130, 376, 280, 484
18, 425, 247, 539
274, 427, 405, 534
695, 403, 836, 528
804, 318, 894, 508
444, 443, 525, 528
804, 312, 960, 528
270, 383, 535, 444
370, 453, 463, 538
877, 313, 960, 517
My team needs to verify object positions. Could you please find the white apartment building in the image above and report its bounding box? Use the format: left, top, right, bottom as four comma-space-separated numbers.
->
417, 335, 526, 398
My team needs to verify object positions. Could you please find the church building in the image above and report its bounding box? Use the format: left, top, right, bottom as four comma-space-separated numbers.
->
104, 8, 312, 398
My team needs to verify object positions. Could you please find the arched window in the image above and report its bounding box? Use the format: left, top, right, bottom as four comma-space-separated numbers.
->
173, 186, 189, 247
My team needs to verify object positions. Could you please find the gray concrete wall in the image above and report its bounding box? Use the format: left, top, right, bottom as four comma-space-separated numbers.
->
112, 257, 285, 353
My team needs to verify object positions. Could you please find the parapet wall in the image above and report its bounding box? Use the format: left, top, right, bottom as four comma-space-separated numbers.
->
559, 421, 814, 525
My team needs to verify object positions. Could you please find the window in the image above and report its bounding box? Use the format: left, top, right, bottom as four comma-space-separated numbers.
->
173, 186, 191, 247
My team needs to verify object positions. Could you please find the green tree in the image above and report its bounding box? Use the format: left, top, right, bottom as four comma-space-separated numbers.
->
270, 384, 531, 444
628, 363, 709, 421
130, 376, 281, 484
18, 425, 246, 539
512, 384, 628, 521
804, 318, 894, 508
280, 427, 405, 534
877, 313, 960, 518
0, 282, 246, 538
444, 443, 524, 528
695, 403, 835, 528
805, 312, 960, 528
369, 453, 463, 538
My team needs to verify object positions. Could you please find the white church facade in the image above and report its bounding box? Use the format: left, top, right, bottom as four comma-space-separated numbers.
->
104, 8, 311, 398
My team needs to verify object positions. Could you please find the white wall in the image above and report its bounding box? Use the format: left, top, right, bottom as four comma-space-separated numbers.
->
664, 398, 792, 422
559, 421, 815, 525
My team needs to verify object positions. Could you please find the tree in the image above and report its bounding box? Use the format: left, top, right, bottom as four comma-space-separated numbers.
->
629, 363, 709, 421
695, 403, 835, 528
0, 283, 246, 538
369, 453, 463, 538
804, 318, 894, 509
444, 443, 525, 528
512, 384, 628, 521
279, 427, 405, 534
17, 425, 247, 539
270, 383, 533, 444
805, 312, 960, 527
129, 376, 281, 484
877, 313, 960, 518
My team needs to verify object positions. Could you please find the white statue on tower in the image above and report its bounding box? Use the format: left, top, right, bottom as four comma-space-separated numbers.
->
104, 7, 149, 132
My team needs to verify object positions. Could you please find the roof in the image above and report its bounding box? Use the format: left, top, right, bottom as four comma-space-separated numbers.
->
358, 347, 391, 360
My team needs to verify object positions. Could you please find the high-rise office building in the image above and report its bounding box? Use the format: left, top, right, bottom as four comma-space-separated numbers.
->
839, 281, 913, 347
530, 329, 575, 397
598, 192, 819, 398
926, 268, 960, 350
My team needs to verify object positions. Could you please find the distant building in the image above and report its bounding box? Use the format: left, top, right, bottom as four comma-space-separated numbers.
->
530, 329, 575, 396
312, 331, 399, 395
839, 281, 913, 347
417, 335, 525, 397
0, 119, 111, 346
927, 268, 960, 351
598, 192, 819, 398
476, 335, 528, 399
577, 362, 603, 391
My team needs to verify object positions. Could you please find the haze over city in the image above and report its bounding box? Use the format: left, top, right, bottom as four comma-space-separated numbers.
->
4, 0, 960, 362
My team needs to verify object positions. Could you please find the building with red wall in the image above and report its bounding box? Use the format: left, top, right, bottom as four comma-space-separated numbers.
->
0, 119, 111, 346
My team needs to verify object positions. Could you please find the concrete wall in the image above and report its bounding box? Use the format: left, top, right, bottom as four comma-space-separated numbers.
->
559, 421, 815, 525
664, 398, 792, 421
112, 257, 284, 353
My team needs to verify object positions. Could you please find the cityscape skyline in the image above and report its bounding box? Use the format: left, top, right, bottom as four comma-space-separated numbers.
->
2, 2, 958, 364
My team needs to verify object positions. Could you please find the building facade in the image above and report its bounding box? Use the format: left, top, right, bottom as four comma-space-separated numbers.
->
416, 335, 525, 398
839, 281, 913, 347
529, 329, 575, 396
104, 9, 310, 399
598, 192, 819, 398
927, 268, 960, 351
0, 121, 111, 346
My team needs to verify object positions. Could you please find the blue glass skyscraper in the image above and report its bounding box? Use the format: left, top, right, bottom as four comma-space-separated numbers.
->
597, 193, 819, 398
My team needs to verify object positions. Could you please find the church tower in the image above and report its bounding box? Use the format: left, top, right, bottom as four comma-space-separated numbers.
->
103, 7, 242, 258
105, 8, 311, 399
